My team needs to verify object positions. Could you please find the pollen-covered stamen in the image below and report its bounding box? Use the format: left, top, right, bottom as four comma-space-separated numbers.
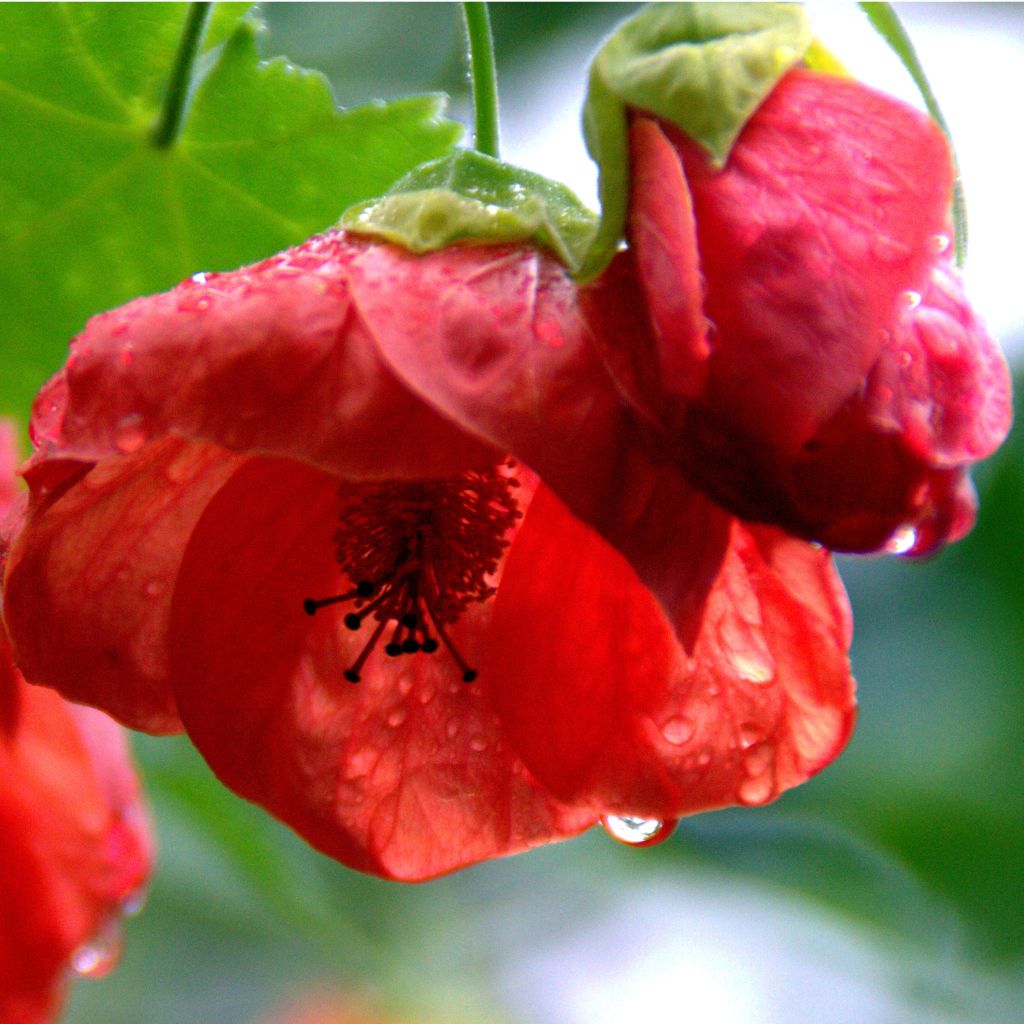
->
303, 462, 521, 683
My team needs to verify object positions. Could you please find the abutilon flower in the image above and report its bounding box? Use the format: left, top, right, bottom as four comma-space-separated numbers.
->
618, 68, 1011, 555
0, 423, 151, 1024
2, 231, 856, 879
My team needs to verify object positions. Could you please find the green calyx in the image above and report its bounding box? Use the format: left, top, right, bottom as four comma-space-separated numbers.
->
340, 150, 598, 275
579, 1, 812, 279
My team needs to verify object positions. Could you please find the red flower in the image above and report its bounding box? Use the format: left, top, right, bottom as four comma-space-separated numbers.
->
620, 69, 1012, 555
3, 233, 855, 879
0, 425, 151, 1024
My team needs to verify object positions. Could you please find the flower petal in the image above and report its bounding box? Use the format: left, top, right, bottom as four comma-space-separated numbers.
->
44, 233, 496, 480
4, 439, 241, 732
168, 457, 593, 880
483, 482, 855, 818
1, 649, 150, 1024
665, 69, 954, 453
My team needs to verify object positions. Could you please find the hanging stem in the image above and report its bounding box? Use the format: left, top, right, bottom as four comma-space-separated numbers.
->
462, 2, 500, 158
151, 2, 212, 149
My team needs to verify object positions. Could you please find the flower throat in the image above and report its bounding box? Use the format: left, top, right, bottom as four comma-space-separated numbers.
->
304, 463, 521, 683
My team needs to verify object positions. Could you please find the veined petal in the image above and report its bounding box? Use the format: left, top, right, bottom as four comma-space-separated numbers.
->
169, 457, 593, 881
4, 439, 241, 732
41, 233, 496, 481
667, 69, 953, 453
483, 482, 855, 817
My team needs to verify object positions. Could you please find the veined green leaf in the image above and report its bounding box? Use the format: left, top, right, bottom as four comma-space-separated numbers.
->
0, 3, 461, 419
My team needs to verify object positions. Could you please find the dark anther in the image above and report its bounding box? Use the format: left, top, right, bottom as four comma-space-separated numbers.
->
462, 669, 478, 683
421, 638, 439, 654
343, 669, 361, 684
401, 612, 418, 628
303, 599, 318, 616
402, 638, 420, 654
384, 642, 402, 657
344, 612, 362, 631
356, 580, 375, 597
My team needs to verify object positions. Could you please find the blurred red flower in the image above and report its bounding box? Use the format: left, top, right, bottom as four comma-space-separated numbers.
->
0, 423, 151, 1024
618, 69, 1011, 555
2, 233, 855, 879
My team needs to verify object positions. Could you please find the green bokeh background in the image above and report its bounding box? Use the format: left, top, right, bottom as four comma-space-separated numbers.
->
0, 4, 1020, 1022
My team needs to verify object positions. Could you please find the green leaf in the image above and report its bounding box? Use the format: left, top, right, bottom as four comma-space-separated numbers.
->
580, 1, 811, 279
0, 3, 461, 420
342, 149, 598, 273
858, 2, 968, 265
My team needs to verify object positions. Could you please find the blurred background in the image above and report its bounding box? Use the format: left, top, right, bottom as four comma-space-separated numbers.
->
16, 2, 1022, 1021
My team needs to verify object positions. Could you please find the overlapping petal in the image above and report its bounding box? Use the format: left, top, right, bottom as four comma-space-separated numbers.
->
623, 69, 1011, 553
3, 228, 857, 878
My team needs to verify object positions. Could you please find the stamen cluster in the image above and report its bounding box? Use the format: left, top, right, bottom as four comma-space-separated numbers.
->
304, 462, 521, 683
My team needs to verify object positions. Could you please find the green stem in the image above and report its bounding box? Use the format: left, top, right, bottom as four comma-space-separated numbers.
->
151, 2, 212, 149
462, 2, 500, 158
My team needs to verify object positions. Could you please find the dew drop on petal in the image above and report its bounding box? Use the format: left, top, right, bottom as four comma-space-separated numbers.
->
469, 735, 488, 753
190, 271, 208, 285
69, 919, 123, 979
143, 579, 163, 599
385, 707, 407, 728
601, 815, 678, 847
661, 715, 696, 746
731, 651, 774, 685
113, 414, 148, 454
737, 774, 775, 806
885, 523, 918, 555
445, 718, 460, 740
900, 289, 922, 311
929, 234, 950, 254
739, 723, 763, 749
418, 684, 436, 705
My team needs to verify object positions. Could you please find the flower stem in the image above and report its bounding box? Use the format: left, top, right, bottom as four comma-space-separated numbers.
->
151, 2, 212, 149
462, 2, 500, 158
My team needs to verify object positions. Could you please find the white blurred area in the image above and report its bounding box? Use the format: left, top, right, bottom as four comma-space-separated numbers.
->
499, 874, 1008, 1024
501, 2, 1024, 355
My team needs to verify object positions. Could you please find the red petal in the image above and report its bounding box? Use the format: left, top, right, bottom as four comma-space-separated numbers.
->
483, 482, 855, 818
626, 117, 710, 399
43, 233, 495, 480
673, 69, 954, 453
4, 439, 241, 732
1, 645, 151, 1024
168, 457, 593, 880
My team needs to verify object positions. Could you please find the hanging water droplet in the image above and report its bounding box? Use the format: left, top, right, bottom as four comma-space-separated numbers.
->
113, 414, 148, 454
661, 716, 696, 746
737, 774, 774, 806
119, 886, 148, 918
69, 919, 123, 978
601, 815, 678, 847
900, 289, 922, 311
885, 524, 918, 555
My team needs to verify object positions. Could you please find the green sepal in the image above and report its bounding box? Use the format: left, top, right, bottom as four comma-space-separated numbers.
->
579, 2, 812, 280
341, 150, 598, 274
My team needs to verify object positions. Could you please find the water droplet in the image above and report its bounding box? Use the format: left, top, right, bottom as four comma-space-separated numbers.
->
744, 742, 775, 777
900, 290, 922, 311
119, 887, 148, 918
469, 735, 488, 753
445, 718, 460, 740
190, 271, 208, 285
601, 815, 678, 847
385, 707, 407, 728
143, 579, 163, 599
739, 723, 763, 749
397, 677, 413, 696
69, 919, 123, 978
885, 524, 918, 555
929, 233, 950, 254
737, 774, 774, 806
418, 684, 436, 705
113, 414, 148, 454
661, 716, 695, 746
